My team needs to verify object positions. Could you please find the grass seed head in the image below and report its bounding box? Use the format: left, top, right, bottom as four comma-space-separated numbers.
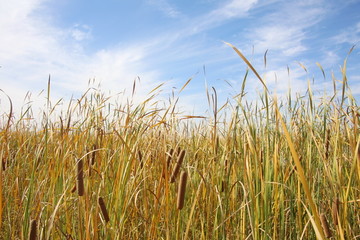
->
28, 219, 37, 240
98, 197, 110, 223
170, 149, 186, 183
77, 159, 84, 196
320, 213, 332, 238
177, 171, 188, 210
332, 198, 340, 225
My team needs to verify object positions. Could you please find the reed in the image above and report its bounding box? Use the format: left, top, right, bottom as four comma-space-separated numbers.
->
177, 171, 188, 210
332, 198, 340, 226
77, 159, 84, 196
170, 149, 185, 183
320, 213, 332, 238
0, 45, 358, 239
28, 219, 37, 240
98, 197, 110, 223
162, 148, 174, 178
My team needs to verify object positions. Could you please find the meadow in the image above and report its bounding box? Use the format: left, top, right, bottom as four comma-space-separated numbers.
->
0, 44, 359, 239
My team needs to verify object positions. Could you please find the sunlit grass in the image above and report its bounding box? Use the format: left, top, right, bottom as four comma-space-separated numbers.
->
0, 46, 359, 239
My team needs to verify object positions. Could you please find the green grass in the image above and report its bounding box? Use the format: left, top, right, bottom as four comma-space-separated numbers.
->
0, 45, 359, 239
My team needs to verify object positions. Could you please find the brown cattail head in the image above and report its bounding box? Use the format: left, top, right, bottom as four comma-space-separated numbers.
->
332, 198, 340, 225
2, 157, 6, 171
138, 150, 143, 169
71, 185, 77, 193
77, 159, 84, 196
177, 171, 188, 210
221, 180, 227, 193
320, 213, 332, 238
325, 129, 330, 160
98, 197, 110, 223
170, 150, 186, 183
177, 146, 181, 155
28, 219, 37, 240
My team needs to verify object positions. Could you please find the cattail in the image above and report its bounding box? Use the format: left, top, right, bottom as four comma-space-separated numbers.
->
177, 171, 188, 210
66, 115, 71, 132
2, 157, 6, 171
71, 185, 77, 193
170, 150, 186, 183
162, 148, 174, 178
177, 146, 181, 155
325, 129, 330, 160
77, 159, 84, 196
332, 198, 340, 225
138, 150, 143, 169
320, 213, 332, 238
221, 180, 227, 193
98, 197, 110, 223
28, 219, 37, 240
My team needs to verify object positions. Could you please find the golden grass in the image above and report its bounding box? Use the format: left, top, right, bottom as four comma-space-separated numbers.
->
0, 45, 359, 239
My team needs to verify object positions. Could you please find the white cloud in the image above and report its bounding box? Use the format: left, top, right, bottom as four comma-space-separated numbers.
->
211, 0, 258, 18
318, 51, 341, 69
263, 66, 308, 94
70, 24, 92, 42
146, 0, 183, 18
252, 26, 307, 56
181, 0, 259, 36
0, 0, 164, 117
247, 1, 326, 57
333, 21, 360, 45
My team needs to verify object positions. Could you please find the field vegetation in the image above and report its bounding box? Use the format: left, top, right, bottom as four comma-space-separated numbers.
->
0, 44, 359, 239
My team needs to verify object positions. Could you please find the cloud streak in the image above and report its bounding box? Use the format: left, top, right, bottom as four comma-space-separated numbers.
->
146, 0, 183, 18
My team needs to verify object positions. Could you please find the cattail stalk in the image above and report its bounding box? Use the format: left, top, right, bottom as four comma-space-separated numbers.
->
77, 159, 84, 196
177, 171, 188, 210
320, 213, 332, 238
162, 148, 174, 178
28, 219, 37, 240
325, 129, 330, 159
166, 148, 174, 169
98, 197, 110, 223
332, 198, 340, 225
170, 150, 185, 183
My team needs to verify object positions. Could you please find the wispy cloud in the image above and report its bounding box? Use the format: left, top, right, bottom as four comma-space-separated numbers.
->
246, 1, 327, 56
251, 26, 308, 56
146, 0, 183, 18
69, 24, 92, 42
166, 0, 260, 38
333, 21, 360, 45
210, 0, 258, 19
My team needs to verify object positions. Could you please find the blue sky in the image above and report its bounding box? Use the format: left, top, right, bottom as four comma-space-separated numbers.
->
1, 0, 360, 116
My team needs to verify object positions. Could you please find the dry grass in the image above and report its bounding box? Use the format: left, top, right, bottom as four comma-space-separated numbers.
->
0, 45, 359, 239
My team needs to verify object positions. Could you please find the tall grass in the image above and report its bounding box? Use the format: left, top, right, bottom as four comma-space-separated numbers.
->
0, 46, 359, 239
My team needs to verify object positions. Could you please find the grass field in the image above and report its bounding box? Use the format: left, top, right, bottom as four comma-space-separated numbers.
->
0, 45, 359, 239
